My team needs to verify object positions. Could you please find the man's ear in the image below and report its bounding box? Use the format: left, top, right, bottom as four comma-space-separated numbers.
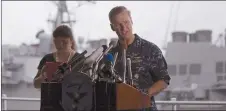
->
110, 24, 115, 31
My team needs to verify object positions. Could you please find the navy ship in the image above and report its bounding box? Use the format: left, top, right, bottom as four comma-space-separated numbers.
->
158, 29, 226, 110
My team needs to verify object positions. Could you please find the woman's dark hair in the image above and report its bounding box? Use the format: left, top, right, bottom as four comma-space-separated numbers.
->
52, 25, 76, 50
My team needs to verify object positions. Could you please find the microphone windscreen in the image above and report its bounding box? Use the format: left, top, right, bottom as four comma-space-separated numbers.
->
105, 53, 114, 63
102, 45, 108, 52
109, 39, 118, 48
84, 46, 105, 64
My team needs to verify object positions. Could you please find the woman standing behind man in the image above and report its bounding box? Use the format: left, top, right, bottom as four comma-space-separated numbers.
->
33, 25, 77, 89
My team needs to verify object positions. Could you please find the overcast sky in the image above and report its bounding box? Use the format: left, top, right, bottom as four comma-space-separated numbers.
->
2, 1, 226, 50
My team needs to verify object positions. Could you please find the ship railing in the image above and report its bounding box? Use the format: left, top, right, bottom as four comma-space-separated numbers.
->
2, 94, 226, 111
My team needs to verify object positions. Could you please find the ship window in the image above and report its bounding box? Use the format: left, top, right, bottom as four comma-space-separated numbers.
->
189, 64, 201, 75
168, 65, 177, 75
217, 75, 223, 81
216, 62, 224, 74
179, 64, 187, 75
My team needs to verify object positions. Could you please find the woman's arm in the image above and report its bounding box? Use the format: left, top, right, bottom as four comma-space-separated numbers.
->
34, 65, 46, 89
34, 54, 49, 89
34, 71, 42, 89
33, 70, 43, 89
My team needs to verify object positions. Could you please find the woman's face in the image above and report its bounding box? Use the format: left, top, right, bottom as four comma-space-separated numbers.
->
53, 37, 72, 51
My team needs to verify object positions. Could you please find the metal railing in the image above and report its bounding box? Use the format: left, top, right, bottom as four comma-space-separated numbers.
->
2, 94, 226, 111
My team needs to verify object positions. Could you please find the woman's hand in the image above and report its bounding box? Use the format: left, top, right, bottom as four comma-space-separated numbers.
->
39, 65, 47, 81
34, 65, 47, 89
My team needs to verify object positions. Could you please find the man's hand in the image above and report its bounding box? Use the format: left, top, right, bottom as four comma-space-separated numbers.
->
148, 80, 168, 97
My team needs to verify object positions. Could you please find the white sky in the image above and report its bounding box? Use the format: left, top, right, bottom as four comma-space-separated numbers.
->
2, 1, 226, 50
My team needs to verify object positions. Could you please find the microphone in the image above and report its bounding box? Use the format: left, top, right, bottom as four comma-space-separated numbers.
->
51, 50, 87, 82
83, 45, 107, 76
104, 40, 118, 55
95, 40, 118, 64
122, 49, 127, 83
126, 58, 133, 85
106, 53, 114, 62
84, 45, 107, 65
112, 52, 118, 68
57, 52, 86, 74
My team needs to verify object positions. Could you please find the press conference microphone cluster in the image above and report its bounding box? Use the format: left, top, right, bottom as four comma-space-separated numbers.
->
95, 39, 118, 64
75, 39, 118, 81
98, 53, 114, 78
92, 40, 118, 80
98, 53, 122, 82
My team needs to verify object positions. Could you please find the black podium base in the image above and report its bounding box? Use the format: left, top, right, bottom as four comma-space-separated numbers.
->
40, 82, 64, 111
40, 72, 93, 111
92, 81, 117, 111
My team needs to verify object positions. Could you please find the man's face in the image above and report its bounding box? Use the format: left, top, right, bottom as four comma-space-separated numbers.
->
111, 10, 133, 40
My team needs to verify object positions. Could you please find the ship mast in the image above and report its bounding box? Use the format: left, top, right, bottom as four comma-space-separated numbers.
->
47, 1, 96, 51
162, 1, 181, 51
48, 1, 75, 30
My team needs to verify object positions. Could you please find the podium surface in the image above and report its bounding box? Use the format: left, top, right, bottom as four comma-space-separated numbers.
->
116, 83, 151, 110
94, 81, 151, 111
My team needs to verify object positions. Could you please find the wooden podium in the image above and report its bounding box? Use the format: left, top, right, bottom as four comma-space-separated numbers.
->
94, 81, 151, 111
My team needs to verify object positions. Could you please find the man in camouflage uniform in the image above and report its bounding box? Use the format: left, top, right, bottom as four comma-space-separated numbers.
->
108, 6, 171, 111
